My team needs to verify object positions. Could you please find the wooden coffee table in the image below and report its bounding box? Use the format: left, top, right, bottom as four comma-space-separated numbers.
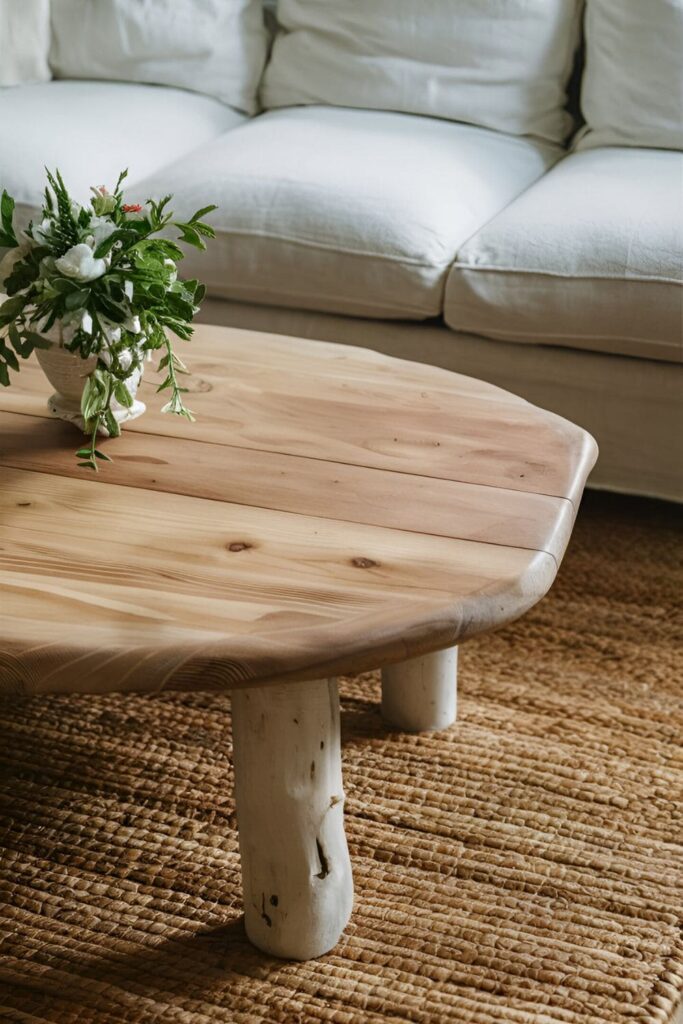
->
0, 325, 597, 960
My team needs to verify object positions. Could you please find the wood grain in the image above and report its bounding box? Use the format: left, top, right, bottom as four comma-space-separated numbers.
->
0, 325, 597, 696
0, 411, 575, 561
1, 326, 597, 503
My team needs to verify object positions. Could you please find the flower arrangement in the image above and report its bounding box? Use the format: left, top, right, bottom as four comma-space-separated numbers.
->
0, 169, 216, 470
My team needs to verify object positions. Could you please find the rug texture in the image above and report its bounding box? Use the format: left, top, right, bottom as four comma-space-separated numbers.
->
0, 491, 681, 1024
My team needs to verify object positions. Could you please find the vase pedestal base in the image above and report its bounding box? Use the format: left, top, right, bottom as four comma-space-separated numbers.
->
46, 393, 147, 436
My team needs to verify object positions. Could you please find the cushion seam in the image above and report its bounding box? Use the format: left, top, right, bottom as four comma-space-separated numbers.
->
213, 227, 458, 267
211, 282, 437, 317
444, 322, 682, 352
452, 263, 683, 286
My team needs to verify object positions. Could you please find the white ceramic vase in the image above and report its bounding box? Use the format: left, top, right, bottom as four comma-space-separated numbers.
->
35, 325, 146, 435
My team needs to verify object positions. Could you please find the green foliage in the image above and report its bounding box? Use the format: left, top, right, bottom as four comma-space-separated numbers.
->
0, 190, 17, 248
44, 169, 80, 256
0, 167, 216, 470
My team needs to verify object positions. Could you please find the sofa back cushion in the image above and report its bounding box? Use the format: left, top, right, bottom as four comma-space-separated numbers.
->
0, 0, 51, 85
49, 0, 267, 115
261, 0, 583, 144
577, 0, 683, 151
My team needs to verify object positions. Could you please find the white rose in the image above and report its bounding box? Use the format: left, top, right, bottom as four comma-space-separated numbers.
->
55, 243, 107, 283
0, 242, 31, 289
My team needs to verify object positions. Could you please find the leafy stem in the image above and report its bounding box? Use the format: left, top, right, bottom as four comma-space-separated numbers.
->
77, 369, 116, 471
157, 335, 195, 421
75, 415, 111, 473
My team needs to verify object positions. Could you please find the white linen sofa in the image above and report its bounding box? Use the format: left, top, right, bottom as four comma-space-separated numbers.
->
2, 0, 681, 500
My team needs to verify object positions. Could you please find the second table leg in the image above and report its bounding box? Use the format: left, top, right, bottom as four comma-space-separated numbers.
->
231, 677, 353, 959
381, 647, 458, 731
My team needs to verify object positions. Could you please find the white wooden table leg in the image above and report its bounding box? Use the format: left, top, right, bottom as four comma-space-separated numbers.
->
381, 647, 458, 732
231, 677, 353, 960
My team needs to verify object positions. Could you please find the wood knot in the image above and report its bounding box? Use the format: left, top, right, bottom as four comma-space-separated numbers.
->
227, 542, 253, 553
185, 378, 212, 394
351, 557, 378, 569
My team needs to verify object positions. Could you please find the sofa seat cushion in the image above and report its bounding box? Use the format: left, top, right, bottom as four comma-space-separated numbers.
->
128, 106, 560, 320
445, 148, 683, 363
0, 81, 246, 218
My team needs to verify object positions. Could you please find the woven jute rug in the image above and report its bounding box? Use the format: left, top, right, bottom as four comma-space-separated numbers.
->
1, 491, 681, 1024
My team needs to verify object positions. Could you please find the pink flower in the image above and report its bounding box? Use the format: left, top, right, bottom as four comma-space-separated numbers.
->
122, 203, 143, 213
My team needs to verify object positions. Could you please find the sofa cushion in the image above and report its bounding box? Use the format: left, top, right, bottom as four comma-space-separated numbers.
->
444, 148, 683, 363
0, 0, 50, 86
261, 0, 583, 144
576, 0, 683, 152
0, 81, 246, 219
127, 106, 560, 320
50, 0, 267, 115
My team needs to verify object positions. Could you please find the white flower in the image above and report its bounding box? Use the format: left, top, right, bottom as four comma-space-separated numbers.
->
124, 280, 134, 300
30, 218, 54, 245
81, 311, 93, 334
124, 315, 141, 334
89, 216, 117, 248
0, 242, 31, 289
55, 243, 107, 283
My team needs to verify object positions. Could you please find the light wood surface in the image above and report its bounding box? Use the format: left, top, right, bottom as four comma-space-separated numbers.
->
0, 325, 597, 697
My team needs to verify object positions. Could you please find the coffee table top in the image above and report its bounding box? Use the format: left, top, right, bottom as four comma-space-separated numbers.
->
0, 325, 597, 696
